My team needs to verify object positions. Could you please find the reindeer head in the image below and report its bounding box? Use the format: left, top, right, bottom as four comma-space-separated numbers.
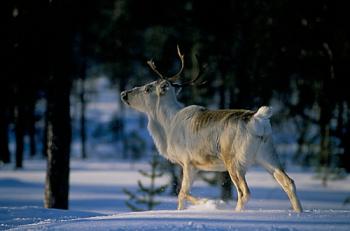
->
121, 46, 206, 114
120, 79, 176, 113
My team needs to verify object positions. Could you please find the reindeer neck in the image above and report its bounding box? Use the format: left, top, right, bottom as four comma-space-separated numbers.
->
156, 97, 182, 128
147, 97, 182, 157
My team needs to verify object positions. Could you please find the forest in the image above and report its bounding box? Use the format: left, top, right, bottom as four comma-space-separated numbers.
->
1, 0, 350, 210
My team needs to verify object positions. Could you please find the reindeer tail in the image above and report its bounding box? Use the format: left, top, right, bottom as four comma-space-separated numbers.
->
254, 106, 273, 119
248, 106, 273, 137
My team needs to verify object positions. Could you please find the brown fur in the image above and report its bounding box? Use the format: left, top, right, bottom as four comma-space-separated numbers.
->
190, 154, 225, 171
192, 108, 255, 132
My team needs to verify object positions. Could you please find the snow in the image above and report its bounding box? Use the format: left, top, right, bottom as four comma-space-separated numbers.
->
1, 159, 350, 230
4, 208, 350, 231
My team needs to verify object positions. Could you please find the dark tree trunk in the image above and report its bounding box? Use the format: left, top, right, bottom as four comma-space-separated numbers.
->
0, 74, 11, 164
80, 72, 87, 159
334, 103, 350, 172
15, 100, 25, 169
169, 163, 181, 196
44, 77, 71, 209
218, 76, 233, 201
318, 43, 336, 186
28, 98, 37, 157
0, 105, 10, 163
341, 120, 350, 172
220, 172, 233, 201
319, 102, 331, 187
42, 107, 48, 158
75, 29, 87, 159
44, 0, 75, 209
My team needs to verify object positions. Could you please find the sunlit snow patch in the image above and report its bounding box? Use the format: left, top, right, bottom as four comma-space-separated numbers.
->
187, 199, 234, 211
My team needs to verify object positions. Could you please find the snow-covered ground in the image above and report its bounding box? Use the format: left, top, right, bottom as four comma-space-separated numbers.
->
1, 159, 350, 230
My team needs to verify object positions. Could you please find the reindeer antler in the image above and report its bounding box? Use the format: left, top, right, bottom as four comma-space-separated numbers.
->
147, 59, 165, 80
147, 45, 206, 86
147, 45, 184, 81
172, 54, 207, 87
167, 45, 185, 82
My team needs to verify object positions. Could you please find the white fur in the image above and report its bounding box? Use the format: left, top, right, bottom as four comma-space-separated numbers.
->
248, 107, 273, 137
121, 80, 302, 212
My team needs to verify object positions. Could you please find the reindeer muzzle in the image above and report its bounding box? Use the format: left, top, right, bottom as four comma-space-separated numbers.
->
120, 91, 129, 105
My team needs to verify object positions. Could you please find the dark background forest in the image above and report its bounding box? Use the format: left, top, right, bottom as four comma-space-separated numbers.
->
1, 0, 349, 209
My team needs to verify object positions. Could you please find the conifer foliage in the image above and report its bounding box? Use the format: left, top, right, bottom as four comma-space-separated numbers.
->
123, 154, 168, 211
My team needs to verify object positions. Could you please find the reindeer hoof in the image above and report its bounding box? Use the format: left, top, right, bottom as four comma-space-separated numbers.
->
177, 204, 185, 210
196, 198, 209, 205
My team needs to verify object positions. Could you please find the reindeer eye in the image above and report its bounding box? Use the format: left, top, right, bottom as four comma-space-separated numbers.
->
144, 86, 152, 93
161, 82, 169, 89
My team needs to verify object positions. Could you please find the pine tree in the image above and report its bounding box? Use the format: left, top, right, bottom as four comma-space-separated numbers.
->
123, 154, 168, 211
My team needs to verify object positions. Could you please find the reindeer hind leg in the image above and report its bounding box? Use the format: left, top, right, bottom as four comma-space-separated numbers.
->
273, 169, 303, 212
256, 141, 303, 213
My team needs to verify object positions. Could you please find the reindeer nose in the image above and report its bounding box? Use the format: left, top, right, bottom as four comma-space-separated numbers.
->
121, 91, 128, 103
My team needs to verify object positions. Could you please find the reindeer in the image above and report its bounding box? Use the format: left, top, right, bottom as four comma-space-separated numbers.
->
121, 46, 303, 212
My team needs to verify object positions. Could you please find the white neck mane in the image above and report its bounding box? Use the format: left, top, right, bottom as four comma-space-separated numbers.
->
146, 96, 182, 158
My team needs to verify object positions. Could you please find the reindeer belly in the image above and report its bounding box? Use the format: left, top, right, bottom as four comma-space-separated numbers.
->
191, 154, 226, 172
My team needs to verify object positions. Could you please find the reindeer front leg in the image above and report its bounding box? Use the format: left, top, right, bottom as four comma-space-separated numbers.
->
177, 163, 199, 210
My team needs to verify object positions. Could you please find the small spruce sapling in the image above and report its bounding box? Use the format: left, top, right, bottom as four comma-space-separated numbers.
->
123, 154, 168, 211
